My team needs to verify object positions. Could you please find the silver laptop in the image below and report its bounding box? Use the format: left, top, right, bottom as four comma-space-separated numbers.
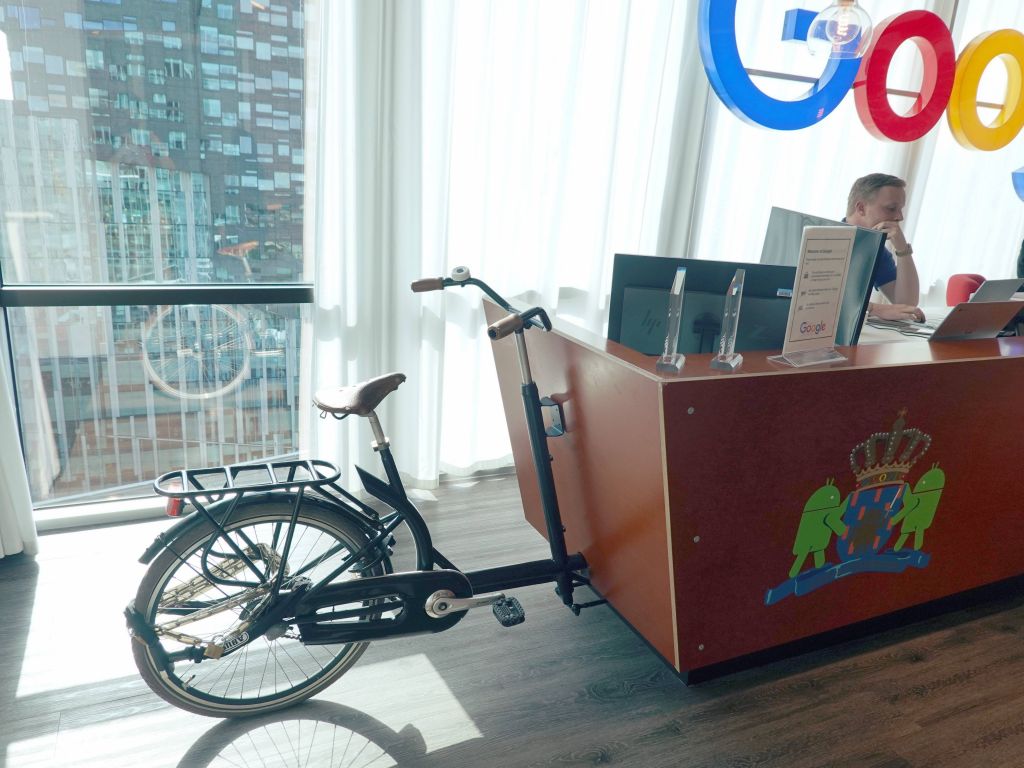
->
924, 300, 1024, 342
969, 278, 1024, 303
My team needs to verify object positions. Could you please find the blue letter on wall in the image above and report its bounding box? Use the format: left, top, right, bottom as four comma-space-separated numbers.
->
698, 1, 861, 130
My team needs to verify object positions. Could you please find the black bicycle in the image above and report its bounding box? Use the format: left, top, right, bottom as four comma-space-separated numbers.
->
125, 268, 600, 717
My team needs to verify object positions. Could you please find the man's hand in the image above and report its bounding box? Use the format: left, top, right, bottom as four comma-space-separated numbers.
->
873, 221, 909, 254
869, 302, 925, 322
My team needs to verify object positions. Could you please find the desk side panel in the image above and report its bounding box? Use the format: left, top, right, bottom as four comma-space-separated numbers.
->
485, 307, 677, 668
663, 357, 1024, 673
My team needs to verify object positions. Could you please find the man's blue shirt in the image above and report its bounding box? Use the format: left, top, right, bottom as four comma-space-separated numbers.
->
873, 246, 897, 290
842, 217, 897, 290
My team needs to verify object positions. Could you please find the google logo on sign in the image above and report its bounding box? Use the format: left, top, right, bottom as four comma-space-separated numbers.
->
699, 1, 1024, 152
800, 321, 828, 335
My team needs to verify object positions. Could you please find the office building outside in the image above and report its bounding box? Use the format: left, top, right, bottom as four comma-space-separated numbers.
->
0, 0, 309, 508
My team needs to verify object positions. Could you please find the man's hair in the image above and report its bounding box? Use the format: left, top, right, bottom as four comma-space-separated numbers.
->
846, 173, 906, 217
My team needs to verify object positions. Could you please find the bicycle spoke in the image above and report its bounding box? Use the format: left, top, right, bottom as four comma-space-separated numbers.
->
213, 336, 247, 352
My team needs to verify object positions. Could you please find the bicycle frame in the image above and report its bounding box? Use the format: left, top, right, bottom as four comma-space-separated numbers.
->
358, 365, 586, 602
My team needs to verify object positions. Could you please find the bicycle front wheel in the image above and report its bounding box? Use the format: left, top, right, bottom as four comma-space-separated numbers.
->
131, 497, 386, 717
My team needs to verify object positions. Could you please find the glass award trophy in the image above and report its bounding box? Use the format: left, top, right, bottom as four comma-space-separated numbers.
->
656, 267, 686, 373
711, 268, 744, 371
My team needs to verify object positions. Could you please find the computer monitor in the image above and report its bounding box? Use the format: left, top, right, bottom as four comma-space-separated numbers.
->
607, 254, 797, 356
760, 206, 886, 346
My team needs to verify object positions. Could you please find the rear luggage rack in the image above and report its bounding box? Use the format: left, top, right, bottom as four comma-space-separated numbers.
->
154, 459, 343, 503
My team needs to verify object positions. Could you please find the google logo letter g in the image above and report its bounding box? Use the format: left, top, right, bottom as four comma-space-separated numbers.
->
698, 1, 1024, 151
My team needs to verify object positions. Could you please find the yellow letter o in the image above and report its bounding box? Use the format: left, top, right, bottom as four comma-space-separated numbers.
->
948, 29, 1024, 151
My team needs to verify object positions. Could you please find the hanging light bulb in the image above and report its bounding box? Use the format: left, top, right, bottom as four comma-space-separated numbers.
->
807, 0, 873, 59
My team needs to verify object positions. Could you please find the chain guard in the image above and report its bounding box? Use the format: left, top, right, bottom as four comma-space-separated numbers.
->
295, 569, 473, 644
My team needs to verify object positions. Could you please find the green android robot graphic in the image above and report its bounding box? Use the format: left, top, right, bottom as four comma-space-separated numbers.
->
891, 464, 946, 552
766, 410, 947, 607
788, 480, 849, 579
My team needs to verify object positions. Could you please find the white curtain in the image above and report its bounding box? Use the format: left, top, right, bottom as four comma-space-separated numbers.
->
305, 0, 694, 485
656, 16, 712, 261
301, 1, 447, 488
0, 312, 38, 558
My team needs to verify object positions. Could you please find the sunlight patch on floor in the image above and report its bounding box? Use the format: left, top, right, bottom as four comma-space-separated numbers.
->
5, 732, 57, 768
321, 652, 484, 754
8, 652, 481, 768
15, 562, 145, 698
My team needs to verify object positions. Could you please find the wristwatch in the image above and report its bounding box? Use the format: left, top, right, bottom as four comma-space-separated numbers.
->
895, 244, 913, 258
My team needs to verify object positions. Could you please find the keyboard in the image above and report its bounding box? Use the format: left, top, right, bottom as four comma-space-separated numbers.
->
866, 318, 938, 335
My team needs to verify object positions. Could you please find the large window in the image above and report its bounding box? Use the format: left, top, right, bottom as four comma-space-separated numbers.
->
5, 294, 307, 507
0, 0, 312, 511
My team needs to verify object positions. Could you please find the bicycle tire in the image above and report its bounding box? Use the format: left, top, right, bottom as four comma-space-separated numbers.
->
142, 303, 252, 400
132, 496, 387, 717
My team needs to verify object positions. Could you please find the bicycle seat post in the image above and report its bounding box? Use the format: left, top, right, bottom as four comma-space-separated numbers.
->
366, 411, 389, 450
366, 410, 408, 501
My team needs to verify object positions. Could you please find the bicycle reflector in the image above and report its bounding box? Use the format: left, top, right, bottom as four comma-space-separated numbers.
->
164, 477, 184, 517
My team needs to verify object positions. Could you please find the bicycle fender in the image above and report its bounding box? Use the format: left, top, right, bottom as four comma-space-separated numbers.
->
138, 509, 203, 564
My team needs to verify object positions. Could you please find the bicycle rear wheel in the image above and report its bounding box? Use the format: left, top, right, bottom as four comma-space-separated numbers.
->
131, 497, 387, 717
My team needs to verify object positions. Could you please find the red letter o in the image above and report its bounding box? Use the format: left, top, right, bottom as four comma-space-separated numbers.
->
855, 11, 957, 142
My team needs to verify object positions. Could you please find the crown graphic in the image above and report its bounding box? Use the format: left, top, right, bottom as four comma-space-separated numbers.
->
848, 409, 931, 487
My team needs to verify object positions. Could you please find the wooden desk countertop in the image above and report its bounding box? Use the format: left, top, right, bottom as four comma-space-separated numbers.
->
545, 314, 1024, 383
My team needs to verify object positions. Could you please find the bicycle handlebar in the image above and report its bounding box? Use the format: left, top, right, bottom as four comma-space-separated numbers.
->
410, 267, 551, 337
487, 314, 524, 340
411, 277, 445, 293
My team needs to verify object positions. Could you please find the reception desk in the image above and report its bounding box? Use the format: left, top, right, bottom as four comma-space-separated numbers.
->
485, 301, 1024, 681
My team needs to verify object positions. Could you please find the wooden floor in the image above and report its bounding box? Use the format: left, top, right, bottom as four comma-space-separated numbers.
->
4, 474, 1024, 767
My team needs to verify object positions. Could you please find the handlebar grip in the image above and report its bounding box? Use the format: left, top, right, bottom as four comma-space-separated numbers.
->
487, 313, 524, 340
411, 277, 445, 293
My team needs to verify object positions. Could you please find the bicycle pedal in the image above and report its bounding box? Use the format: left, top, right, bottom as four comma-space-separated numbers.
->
492, 596, 525, 627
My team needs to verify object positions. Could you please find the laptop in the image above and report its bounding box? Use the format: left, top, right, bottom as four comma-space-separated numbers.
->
968, 278, 1024, 303
922, 300, 1024, 342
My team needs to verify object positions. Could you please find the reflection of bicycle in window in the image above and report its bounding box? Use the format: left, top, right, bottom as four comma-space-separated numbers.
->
142, 241, 288, 400
142, 303, 289, 400
142, 303, 255, 400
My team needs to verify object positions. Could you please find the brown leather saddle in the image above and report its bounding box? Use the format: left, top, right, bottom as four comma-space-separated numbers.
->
313, 372, 406, 418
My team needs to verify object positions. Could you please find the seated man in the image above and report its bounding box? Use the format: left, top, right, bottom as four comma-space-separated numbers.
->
846, 173, 924, 322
